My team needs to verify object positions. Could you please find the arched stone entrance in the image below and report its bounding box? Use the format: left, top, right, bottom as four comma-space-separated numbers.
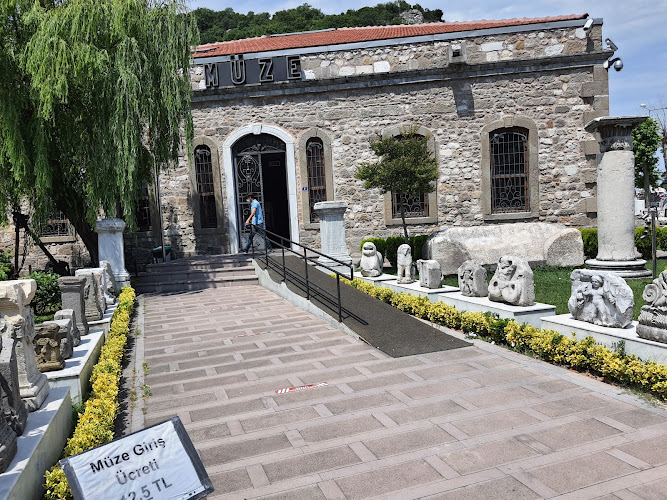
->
222, 124, 299, 254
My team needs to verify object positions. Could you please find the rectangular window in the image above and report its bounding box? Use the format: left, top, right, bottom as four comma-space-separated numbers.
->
391, 192, 429, 219
40, 210, 76, 242
136, 186, 152, 231
306, 138, 327, 222
490, 128, 529, 213
195, 146, 218, 229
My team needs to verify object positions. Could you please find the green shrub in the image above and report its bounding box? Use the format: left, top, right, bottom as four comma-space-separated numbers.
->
361, 235, 430, 267
635, 227, 652, 260
384, 237, 405, 267
0, 250, 12, 281
578, 228, 598, 259
409, 234, 429, 260
29, 271, 61, 316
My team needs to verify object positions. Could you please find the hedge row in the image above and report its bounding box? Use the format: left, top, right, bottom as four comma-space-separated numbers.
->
579, 227, 667, 260
44, 286, 136, 500
359, 235, 430, 268
341, 277, 667, 399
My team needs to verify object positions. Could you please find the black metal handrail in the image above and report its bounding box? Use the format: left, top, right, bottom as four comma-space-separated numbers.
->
248, 224, 362, 323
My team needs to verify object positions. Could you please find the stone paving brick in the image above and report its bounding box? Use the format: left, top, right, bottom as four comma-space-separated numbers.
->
263, 446, 362, 483
178, 354, 236, 370
188, 422, 232, 443
319, 352, 382, 368
364, 357, 427, 373
412, 363, 479, 380
629, 477, 667, 499
440, 438, 540, 475
399, 378, 481, 400
530, 393, 617, 417
272, 385, 343, 406
189, 398, 266, 423
179, 373, 249, 393
214, 358, 270, 374
459, 386, 537, 409
225, 379, 293, 399
449, 409, 541, 437
199, 433, 293, 466
425, 475, 540, 500
335, 460, 443, 499
299, 415, 385, 444
420, 347, 484, 362
252, 362, 317, 378
147, 392, 216, 412
526, 378, 581, 394
466, 367, 537, 387
240, 407, 321, 433
324, 392, 401, 415
146, 368, 208, 386
385, 399, 467, 425
526, 418, 622, 451
256, 485, 328, 500
362, 426, 457, 459
607, 408, 667, 430
208, 467, 253, 496
617, 434, 667, 466
527, 451, 638, 494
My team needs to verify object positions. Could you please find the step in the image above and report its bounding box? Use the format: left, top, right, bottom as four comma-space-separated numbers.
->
135, 275, 258, 294
137, 266, 256, 284
145, 255, 251, 272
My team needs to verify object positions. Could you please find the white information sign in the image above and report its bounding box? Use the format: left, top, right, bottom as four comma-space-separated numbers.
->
61, 417, 213, 500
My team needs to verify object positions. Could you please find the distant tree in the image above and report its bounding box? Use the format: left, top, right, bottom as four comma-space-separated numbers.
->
633, 118, 662, 193
0, 0, 198, 266
355, 130, 438, 243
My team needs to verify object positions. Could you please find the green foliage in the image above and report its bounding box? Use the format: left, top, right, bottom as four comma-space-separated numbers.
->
633, 118, 662, 189
193, 2, 445, 44
578, 228, 598, 259
0, 250, 11, 280
29, 271, 61, 316
356, 130, 439, 242
360, 234, 430, 267
0, 0, 199, 256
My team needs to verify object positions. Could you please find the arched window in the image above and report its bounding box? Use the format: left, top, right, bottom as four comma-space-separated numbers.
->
489, 127, 529, 213
136, 185, 152, 231
195, 145, 218, 228
306, 138, 327, 222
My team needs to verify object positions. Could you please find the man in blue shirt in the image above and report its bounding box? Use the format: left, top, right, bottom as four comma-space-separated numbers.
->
242, 194, 272, 253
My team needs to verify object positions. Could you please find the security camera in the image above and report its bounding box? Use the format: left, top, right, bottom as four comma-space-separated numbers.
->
605, 38, 618, 52
583, 18, 594, 35
603, 57, 623, 72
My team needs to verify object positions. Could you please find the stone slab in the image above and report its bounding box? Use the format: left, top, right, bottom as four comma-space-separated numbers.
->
87, 302, 117, 339
438, 292, 556, 328
541, 314, 667, 364
45, 330, 105, 404
379, 279, 459, 302
0, 387, 72, 500
353, 271, 397, 283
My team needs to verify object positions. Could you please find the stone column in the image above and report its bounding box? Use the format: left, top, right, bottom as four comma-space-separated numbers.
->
96, 218, 130, 290
314, 201, 352, 274
584, 116, 651, 278
58, 277, 89, 338
0, 280, 49, 411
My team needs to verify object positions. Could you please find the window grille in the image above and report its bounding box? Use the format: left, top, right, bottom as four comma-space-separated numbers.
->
195, 145, 218, 228
391, 192, 429, 218
136, 185, 152, 231
490, 128, 529, 213
41, 210, 74, 238
306, 138, 327, 222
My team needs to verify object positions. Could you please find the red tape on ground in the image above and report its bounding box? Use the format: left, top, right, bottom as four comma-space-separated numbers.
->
275, 382, 328, 394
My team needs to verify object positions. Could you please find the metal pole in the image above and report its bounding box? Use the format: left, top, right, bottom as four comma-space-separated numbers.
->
282, 246, 286, 282
337, 274, 342, 323
304, 247, 310, 300
652, 207, 657, 278
154, 162, 166, 263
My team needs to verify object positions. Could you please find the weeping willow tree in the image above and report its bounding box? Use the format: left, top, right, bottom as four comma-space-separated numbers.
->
0, 0, 198, 265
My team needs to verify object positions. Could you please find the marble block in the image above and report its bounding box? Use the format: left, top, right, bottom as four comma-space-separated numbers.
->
314, 201, 352, 272
416, 259, 443, 289
33, 323, 65, 373
567, 269, 633, 328
75, 268, 107, 318
488, 255, 535, 307
457, 260, 488, 297
35, 319, 73, 360
99, 260, 117, 302
54, 309, 80, 347
96, 218, 131, 289
76, 272, 103, 322
58, 277, 89, 337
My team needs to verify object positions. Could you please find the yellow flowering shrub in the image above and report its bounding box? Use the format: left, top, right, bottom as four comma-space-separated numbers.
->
44, 286, 136, 500
343, 278, 667, 400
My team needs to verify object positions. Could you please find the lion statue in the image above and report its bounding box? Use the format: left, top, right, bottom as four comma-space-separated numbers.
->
360, 242, 383, 277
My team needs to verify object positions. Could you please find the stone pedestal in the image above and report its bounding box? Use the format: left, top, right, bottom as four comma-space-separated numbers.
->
584, 116, 651, 278
96, 218, 130, 289
314, 201, 352, 274
54, 309, 81, 346
0, 281, 49, 412
74, 271, 103, 321
0, 337, 28, 435
58, 277, 89, 338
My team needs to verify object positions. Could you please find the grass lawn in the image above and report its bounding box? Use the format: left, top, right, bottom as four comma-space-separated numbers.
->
442, 259, 667, 320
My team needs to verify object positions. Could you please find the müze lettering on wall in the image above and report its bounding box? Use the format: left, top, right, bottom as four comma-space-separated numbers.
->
205, 55, 302, 88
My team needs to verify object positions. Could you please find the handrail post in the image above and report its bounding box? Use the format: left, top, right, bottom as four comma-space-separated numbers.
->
304, 247, 310, 300
337, 274, 342, 323
282, 245, 286, 282
264, 225, 268, 265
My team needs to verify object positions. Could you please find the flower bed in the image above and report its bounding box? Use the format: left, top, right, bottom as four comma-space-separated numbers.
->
342, 277, 667, 399
44, 286, 136, 500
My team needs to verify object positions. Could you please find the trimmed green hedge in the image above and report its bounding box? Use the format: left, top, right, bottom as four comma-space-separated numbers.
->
579, 227, 667, 260
360, 234, 430, 267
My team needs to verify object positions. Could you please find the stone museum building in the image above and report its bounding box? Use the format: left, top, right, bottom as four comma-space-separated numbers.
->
3, 13, 612, 270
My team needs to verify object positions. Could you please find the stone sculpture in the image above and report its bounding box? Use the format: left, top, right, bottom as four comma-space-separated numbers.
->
34, 322, 65, 372
637, 271, 667, 342
360, 242, 383, 277
35, 319, 73, 359
416, 260, 443, 289
0, 337, 28, 435
97, 218, 131, 289
75, 270, 105, 321
488, 256, 535, 307
458, 260, 488, 297
100, 260, 117, 302
396, 244, 414, 284
0, 280, 49, 411
0, 378, 17, 473
567, 269, 633, 328
54, 309, 81, 346
59, 276, 90, 337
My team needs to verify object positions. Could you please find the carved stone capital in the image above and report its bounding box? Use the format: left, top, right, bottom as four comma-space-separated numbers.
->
584, 116, 647, 153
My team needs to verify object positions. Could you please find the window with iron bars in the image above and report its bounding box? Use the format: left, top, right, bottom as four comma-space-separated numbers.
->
306, 138, 327, 222
391, 192, 429, 218
195, 145, 218, 228
40, 210, 75, 239
490, 127, 529, 214
136, 185, 152, 231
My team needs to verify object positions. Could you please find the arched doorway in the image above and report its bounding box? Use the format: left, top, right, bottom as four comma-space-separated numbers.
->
232, 133, 291, 250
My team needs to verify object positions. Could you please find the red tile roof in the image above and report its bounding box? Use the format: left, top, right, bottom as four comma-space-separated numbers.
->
193, 14, 588, 58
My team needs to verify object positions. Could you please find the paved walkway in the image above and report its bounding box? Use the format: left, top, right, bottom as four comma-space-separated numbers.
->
139, 286, 667, 500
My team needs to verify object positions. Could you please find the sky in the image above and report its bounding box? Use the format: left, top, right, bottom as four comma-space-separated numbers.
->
188, 0, 667, 165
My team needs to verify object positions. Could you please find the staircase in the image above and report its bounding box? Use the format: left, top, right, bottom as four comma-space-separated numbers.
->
135, 254, 258, 294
